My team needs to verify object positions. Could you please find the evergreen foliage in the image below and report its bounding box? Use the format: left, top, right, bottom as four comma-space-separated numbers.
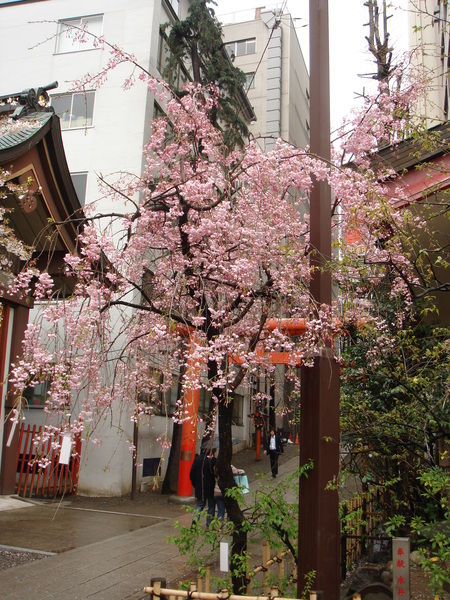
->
162, 0, 250, 148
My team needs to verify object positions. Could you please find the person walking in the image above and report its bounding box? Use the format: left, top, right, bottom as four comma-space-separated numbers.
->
264, 427, 284, 478
189, 450, 216, 527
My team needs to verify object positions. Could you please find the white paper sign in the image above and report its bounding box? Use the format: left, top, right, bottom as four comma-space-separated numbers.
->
220, 542, 229, 572
6, 419, 17, 447
58, 435, 72, 465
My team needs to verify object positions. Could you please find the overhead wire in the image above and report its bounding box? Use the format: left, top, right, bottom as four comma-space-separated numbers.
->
245, 2, 287, 92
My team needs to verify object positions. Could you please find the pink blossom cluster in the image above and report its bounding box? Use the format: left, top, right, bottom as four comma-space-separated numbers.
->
0, 168, 33, 273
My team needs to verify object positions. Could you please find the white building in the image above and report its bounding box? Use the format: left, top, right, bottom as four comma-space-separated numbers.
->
0, 0, 190, 210
0, 0, 199, 497
409, 0, 449, 124
0, 0, 310, 497
222, 8, 310, 151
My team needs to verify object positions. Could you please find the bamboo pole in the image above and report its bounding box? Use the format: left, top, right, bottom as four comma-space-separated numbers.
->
262, 541, 271, 596
276, 551, 284, 581
142, 587, 305, 600
248, 550, 290, 579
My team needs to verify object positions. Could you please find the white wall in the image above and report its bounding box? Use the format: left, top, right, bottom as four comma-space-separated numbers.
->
0, 0, 164, 209
409, 0, 449, 125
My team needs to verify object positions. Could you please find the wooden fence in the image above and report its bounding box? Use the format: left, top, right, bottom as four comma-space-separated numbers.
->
146, 542, 304, 600
184, 541, 295, 596
340, 488, 387, 578
16, 423, 81, 498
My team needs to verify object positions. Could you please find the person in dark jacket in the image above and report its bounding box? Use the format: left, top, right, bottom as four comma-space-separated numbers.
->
189, 450, 216, 527
264, 428, 284, 478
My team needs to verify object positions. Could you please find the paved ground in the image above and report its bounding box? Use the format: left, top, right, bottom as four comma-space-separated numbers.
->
0, 444, 299, 599
0, 443, 297, 557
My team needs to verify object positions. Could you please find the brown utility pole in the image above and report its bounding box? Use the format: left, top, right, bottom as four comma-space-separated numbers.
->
297, 2, 341, 598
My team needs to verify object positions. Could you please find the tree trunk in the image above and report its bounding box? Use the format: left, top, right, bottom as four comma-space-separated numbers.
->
161, 421, 182, 494
217, 394, 247, 594
191, 40, 201, 83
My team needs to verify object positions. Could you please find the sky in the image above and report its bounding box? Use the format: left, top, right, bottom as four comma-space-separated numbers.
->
213, 0, 409, 130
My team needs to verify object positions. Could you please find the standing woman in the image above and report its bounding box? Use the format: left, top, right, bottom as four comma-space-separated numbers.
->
264, 428, 284, 478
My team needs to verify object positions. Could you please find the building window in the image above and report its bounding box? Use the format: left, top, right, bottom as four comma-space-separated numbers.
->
157, 28, 171, 75
56, 15, 103, 54
245, 73, 255, 90
51, 91, 95, 130
23, 379, 50, 409
198, 387, 212, 416
166, 0, 179, 16
225, 38, 256, 60
152, 102, 174, 146
160, 374, 179, 416
71, 172, 88, 205
231, 393, 244, 426
153, 102, 165, 119
139, 369, 180, 416
157, 28, 189, 90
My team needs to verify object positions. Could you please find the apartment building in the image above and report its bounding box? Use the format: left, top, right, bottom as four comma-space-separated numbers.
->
222, 8, 310, 151
222, 8, 310, 437
0, 0, 190, 209
409, 0, 449, 124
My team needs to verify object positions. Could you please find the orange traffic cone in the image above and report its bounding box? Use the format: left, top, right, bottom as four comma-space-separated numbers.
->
294, 433, 299, 444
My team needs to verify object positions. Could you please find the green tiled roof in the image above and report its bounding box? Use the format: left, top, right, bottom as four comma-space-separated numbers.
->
0, 111, 53, 152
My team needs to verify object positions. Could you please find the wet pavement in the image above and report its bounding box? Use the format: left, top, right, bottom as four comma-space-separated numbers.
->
0, 445, 300, 599
0, 501, 163, 554
0, 444, 298, 555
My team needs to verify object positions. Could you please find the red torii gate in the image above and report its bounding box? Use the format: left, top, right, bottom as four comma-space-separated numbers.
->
176, 319, 306, 497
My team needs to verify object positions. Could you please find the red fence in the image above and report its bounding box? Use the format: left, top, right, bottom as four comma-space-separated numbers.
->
16, 423, 81, 498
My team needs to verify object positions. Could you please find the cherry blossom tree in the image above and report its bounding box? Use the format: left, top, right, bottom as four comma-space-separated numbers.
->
5, 15, 446, 588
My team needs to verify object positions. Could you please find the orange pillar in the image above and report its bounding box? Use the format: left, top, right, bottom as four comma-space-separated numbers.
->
176, 319, 306, 496
177, 335, 200, 497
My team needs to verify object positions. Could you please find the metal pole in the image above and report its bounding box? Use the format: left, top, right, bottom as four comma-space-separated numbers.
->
131, 421, 138, 500
297, 1, 340, 597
